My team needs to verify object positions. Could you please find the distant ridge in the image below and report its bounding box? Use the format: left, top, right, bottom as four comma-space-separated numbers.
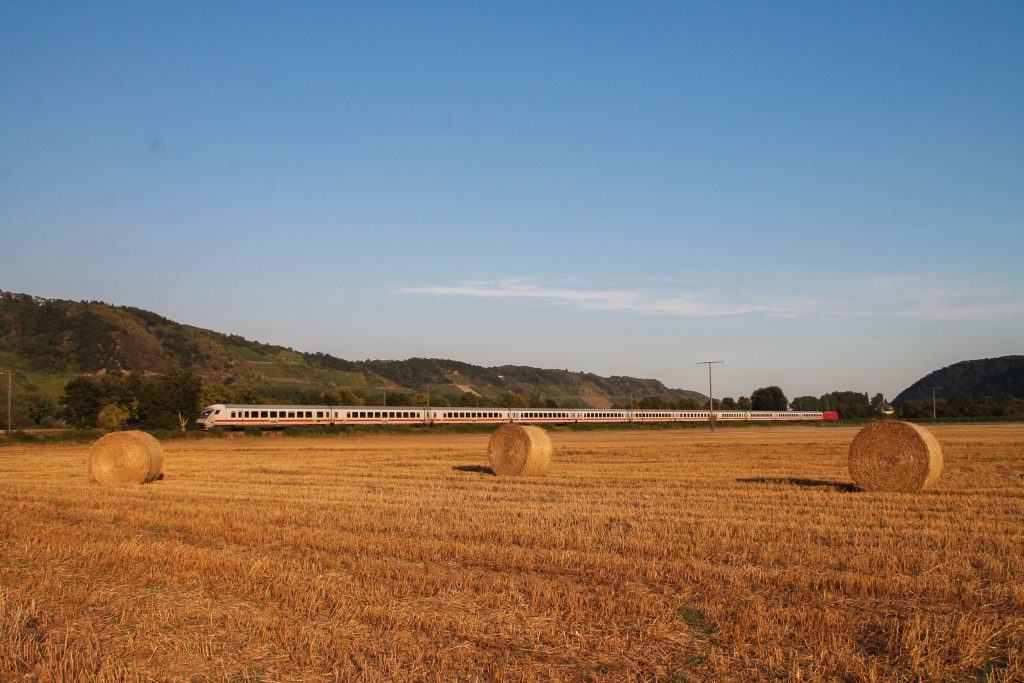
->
0, 290, 705, 407
892, 356, 1024, 405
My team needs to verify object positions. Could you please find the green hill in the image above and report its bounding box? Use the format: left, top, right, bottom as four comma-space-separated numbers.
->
892, 356, 1024, 405
0, 290, 705, 411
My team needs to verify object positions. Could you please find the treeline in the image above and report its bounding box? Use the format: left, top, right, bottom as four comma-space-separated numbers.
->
6, 376, 1024, 432
896, 393, 1024, 419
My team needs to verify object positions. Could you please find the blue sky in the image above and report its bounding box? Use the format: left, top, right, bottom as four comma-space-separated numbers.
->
2, 1, 1021, 401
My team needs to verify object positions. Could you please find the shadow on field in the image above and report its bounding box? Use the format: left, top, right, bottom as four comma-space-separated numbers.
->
453, 465, 495, 475
737, 477, 857, 492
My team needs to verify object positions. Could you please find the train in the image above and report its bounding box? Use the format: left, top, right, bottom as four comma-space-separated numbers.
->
196, 404, 839, 430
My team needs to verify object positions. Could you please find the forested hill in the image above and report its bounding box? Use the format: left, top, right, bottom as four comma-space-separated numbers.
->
892, 356, 1024, 405
0, 290, 704, 408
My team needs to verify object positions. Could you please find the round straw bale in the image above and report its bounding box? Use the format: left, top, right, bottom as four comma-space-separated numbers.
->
487, 425, 552, 476
88, 431, 164, 486
848, 421, 942, 492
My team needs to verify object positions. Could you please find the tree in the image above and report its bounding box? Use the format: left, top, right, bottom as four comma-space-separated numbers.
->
60, 377, 103, 427
494, 391, 528, 408
338, 389, 364, 406
751, 386, 788, 411
139, 370, 201, 429
790, 395, 822, 411
459, 392, 481, 407
527, 395, 546, 409
200, 382, 233, 408
98, 404, 129, 431
870, 393, 886, 414
821, 391, 871, 419
25, 395, 56, 426
638, 395, 666, 409
675, 397, 701, 410
720, 397, 737, 409
946, 393, 978, 417
737, 396, 751, 410
384, 391, 409, 407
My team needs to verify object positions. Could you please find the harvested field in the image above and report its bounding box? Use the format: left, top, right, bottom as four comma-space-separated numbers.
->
1, 425, 1022, 681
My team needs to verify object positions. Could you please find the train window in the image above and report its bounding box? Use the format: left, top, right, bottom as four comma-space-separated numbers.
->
316, 411, 323, 418
260, 411, 268, 418
390, 411, 396, 418
270, 411, 277, 418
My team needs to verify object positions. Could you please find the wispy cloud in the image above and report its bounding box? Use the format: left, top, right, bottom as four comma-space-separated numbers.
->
395, 279, 795, 316
395, 276, 1024, 321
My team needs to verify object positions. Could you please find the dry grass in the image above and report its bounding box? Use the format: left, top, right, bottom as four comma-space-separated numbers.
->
1, 425, 1022, 682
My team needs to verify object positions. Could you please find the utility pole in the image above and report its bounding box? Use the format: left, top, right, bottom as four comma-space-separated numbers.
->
697, 361, 723, 432
1, 370, 10, 439
382, 385, 387, 407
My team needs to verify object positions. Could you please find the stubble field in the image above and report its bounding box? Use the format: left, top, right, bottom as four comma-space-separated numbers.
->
2, 425, 1022, 682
